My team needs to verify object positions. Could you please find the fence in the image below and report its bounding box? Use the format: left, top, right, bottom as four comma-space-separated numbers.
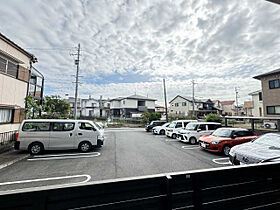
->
0, 162, 279, 210
0, 130, 17, 146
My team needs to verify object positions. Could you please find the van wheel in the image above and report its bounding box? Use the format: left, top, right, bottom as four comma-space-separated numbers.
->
160, 130, 165, 135
189, 137, 197, 145
29, 143, 44, 155
223, 145, 231, 156
172, 133, 177, 139
79, 141, 92, 152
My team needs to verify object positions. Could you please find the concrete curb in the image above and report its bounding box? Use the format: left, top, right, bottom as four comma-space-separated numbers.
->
0, 154, 29, 170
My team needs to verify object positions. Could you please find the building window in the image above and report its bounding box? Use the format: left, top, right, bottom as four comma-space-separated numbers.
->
0, 57, 6, 73
175, 103, 179, 107
259, 92, 262, 101
29, 84, 35, 96
170, 110, 173, 112
267, 106, 280, 115
269, 79, 280, 89
0, 109, 13, 123
0, 56, 18, 78
182, 102, 187, 106
122, 100, 125, 105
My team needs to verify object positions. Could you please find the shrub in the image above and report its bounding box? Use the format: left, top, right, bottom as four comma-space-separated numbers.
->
205, 113, 222, 123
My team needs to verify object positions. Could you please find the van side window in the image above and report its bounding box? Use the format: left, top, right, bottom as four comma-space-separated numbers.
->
175, 122, 182, 128
79, 122, 96, 131
53, 122, 75, 131
22, 122, 50, 131
198, 124, 207, 130
208, 124, 221, 130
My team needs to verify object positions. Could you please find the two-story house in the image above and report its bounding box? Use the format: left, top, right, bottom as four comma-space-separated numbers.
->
0, 33, 43, 134
248, 90, 263, 117
253, 69, 280, 117
110, 94, 156, 119
80, 97, 100, 118
221, 101, 235, 116
169, 95, 218, 117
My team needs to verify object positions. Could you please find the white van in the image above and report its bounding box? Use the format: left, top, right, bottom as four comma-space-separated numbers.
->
177, 122, 221, 144
14, 119, 104, 155
165, 120, 197, 139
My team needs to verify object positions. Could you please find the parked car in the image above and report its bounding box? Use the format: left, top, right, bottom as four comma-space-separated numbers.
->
166, 120, 197, 139
177, 122, 221, 144
263, 122, 277, 129
14, 119, 105, 155
145, 121, 166, 132
152, 123, 170, 135
199, 128, 258, 156
229, 133, 280, 165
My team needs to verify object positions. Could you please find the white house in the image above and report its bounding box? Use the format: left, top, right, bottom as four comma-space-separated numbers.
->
248, 90, 263, 117
110, 94, 156, 118
80, 97, 100, 118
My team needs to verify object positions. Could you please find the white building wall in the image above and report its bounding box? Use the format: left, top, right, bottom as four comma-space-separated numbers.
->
110, 100, 121, 109
169, 96, 198, 115
0, 39, 30, 69
0, 74, 27, 107
121, 99, 137, 108
146, 100, 155, 109
251, 94, 263, 117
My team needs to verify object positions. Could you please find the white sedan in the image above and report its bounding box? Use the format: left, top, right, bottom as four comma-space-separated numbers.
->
152, 123, 170, 135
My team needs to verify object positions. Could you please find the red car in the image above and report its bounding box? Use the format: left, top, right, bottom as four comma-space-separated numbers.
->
199, 128, 258, 156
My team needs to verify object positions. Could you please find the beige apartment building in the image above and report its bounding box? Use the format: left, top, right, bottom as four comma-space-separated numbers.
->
254, 69, 280, 117
0, 33, 37, 133
221, 101, 235, 116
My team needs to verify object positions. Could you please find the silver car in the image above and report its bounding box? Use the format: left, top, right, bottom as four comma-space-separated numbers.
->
229, 133, 280, 165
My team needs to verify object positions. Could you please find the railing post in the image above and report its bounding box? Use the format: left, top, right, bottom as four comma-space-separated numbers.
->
166, 175, 172, 210
251, 119, 255, 132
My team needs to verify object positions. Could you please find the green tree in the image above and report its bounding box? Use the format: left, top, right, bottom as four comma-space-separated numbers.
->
42, 95, 72, 119
149, 112, 161, 121
205, 113, 222, 123
25, 96, 41, 119
141, 110, 150, 124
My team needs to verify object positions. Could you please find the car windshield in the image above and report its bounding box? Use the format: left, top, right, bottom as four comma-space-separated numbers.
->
212, 128, 232, 137
93, 122, 101, 130
185, 123, 198, 130
169, 122, 176, 128
253, 134, 280, 148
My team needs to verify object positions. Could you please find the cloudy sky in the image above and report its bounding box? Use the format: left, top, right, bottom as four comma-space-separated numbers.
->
1, 0, 280, 104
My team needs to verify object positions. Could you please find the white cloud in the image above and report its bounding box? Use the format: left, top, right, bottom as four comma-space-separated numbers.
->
0, 0, 280, 104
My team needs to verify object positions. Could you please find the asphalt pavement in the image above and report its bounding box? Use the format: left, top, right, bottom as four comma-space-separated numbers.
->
0, 128, 229, 192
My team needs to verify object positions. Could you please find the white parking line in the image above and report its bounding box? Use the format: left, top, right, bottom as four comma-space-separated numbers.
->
165, 139, 179, 142
212, 157, 231, 165
0, 174, 91, 186
27, 152, 101, 161
33, 152, 99, 158
181, 145, 199, 150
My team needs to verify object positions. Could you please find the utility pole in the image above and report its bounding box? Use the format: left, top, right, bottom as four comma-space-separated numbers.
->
191, 80, 197, 117
235, 87, 239, 116
74, 43, 81, 119
163, 79, 168, 122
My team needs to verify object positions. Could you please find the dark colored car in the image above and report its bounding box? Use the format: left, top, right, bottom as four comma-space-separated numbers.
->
145, 121, 166, 132
229, 133, 280, 165
199, 128, 258, 156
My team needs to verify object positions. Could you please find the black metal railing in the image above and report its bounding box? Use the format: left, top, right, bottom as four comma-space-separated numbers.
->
0, 162, 279, 209
0, 130, 17, 146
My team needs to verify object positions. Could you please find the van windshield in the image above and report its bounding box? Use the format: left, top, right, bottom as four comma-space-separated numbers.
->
185, 123, 198, 130
169, 122, 176, 128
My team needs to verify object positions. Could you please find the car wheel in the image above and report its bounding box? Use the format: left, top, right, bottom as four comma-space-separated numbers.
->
264, 123, 271, 129
79, 141, 92, 152
223, 145, 231, 156
172, 133, 177, 139
160, 129, 165, 135
29, 142, 44, 155
189, 137, 197, 145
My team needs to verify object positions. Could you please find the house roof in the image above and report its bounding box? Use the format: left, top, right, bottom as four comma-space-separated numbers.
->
0, 32, 37, 62
221, 100, 235, 105
253, 68, 280, 80
169, 95, 213, 104
110, 94, 156, 102
248, 90, 262, 96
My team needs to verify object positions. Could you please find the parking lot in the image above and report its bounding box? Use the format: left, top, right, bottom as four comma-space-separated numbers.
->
0, 128, 229, 192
